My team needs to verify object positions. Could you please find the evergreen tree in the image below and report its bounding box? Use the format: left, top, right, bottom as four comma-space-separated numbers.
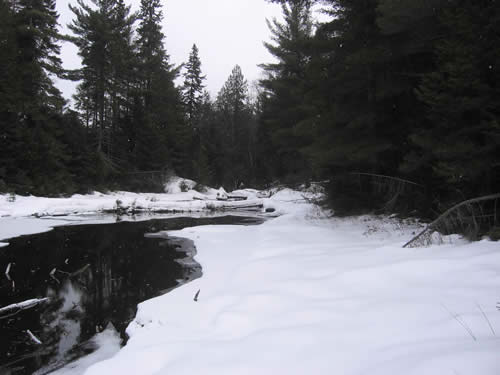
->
16, 0, 65, 112
134, 0, 186, 176
181, 44, 206, 128
259, 0, 314, 182
0, 0, 77, 194
214, 65, 256, 187
408, 1, 500, 197
69, 0, 119, 155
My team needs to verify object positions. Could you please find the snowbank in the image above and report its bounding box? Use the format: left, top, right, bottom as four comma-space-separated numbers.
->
48, 324, 121, 375
80, 204, 500, 375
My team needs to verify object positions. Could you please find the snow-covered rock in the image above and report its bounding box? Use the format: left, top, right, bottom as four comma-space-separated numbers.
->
164, 176, 197, 194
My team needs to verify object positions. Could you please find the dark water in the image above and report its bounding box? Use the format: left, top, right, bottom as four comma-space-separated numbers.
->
0, 215, 263, 374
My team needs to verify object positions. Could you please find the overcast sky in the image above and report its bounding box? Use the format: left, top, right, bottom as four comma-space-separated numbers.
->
54, 0, 289, 105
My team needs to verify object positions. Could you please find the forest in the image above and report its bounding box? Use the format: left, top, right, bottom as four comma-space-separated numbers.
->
0, 0, 499, 218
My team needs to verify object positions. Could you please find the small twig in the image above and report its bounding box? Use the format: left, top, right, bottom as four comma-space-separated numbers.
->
26, 330, 42, 345
194, 289, 200, 302
5, 262, 13, 281
476, 303, 495, 336
442, 304, 476, 341
49, 268, 60, 284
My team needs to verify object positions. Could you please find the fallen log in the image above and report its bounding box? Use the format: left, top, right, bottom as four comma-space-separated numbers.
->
227, 195, 248, 201
0, 298, 50, 320
404, 193, 500, 248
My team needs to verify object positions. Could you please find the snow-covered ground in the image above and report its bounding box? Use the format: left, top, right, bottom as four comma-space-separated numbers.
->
1, 185, 500, 374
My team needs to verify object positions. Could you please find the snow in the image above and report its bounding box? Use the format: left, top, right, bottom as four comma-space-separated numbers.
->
81, 204, 499, 375
216, 187, 228, 200
0, 217, 71, 247
1, 183, 499, 374
164, 176, 197, 194
0, 189, 268, 220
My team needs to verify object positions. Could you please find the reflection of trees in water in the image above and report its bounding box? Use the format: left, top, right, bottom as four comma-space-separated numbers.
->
0, 216, 254, 374
40, 280, 85, 366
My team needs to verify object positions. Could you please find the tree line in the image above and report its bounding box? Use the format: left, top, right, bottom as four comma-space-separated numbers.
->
260, 0, 500, 215
0, 0, 499, 218
0, 0, 259, 194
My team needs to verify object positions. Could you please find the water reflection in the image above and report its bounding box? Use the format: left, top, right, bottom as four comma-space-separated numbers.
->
0, 216, 262, 374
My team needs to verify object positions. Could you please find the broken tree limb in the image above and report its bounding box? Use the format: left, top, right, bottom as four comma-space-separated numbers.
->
70, 264, 91, 278
49, 268, 60, 284
27, 330, 42, 345
5, 262, 13, 281
350, 172, 424, 189
0, 298, 50, 320
404, 193, 500, 248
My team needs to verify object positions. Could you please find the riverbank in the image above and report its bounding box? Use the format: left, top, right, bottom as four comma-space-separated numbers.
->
0, 187, 315, 247
79, 200, 500, 375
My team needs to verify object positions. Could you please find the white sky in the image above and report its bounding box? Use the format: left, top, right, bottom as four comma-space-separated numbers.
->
55, 0, 287, 105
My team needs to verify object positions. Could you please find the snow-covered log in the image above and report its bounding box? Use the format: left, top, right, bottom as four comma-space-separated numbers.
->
0, 298, 50, 319
206, 199, 263, 211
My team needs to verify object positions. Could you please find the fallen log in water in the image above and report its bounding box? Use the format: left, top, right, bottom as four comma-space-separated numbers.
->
0, 298, 50, 320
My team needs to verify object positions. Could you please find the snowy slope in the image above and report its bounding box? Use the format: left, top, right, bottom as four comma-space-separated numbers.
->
77, 201, 500, 375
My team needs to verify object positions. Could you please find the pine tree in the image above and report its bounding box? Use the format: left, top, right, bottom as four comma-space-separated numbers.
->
69, 0, 136, 182
69, 0, 115, 154
135, 0, 184, 174
259, 0, 314, 182
408, 1, 500, 197
0, 0, 76, 194
216, 65, 248, 144
214, 65, 257, 187
136, 0, 170, 110
182, 44, 206, 128
16, 0, 65, 112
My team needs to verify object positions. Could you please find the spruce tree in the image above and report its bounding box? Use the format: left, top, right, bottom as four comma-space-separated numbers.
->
0, 0, 78, 194
182, 44, 206, 128
135, 0, 183, 174
408, 1, 500, 197
259, 0, 314, 182
215, 65, 256, 187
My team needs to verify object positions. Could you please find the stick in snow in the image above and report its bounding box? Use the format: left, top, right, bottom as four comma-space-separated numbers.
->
194, 289, 200, 302
477, 303, 496, 336
442, 304, 476, 341
49, 268, 60, 284
5, 262, 13, 281
27, 330, 42, 345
